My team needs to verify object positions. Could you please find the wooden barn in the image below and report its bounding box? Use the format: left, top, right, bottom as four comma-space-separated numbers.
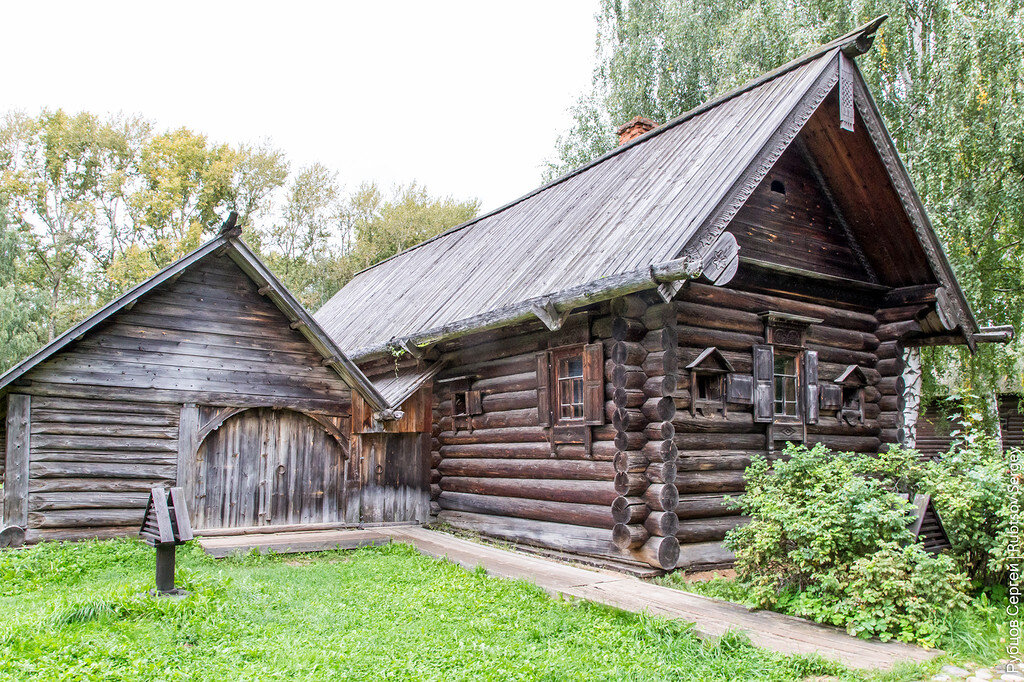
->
314, 18, 1011, 572
0, 221, 428, 544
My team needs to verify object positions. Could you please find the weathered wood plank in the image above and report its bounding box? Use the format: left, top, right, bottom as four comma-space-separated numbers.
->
3, 395, 30, 528
30, 461, 177, 480
29, 491, 152, 511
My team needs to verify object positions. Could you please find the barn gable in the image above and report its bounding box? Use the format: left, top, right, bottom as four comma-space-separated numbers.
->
0, 229, 420, 543
22, 253, 355, 411
0, 231, 387, 411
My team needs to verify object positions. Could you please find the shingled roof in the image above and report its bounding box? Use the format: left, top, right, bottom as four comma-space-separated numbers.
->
316, 17, 977, 362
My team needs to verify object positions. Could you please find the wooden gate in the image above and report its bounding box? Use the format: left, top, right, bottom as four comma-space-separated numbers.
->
188, 407, 351, 530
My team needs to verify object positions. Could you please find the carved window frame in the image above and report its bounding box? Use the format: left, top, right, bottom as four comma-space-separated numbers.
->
550, 345, 586, 426
754, 312, 823, 445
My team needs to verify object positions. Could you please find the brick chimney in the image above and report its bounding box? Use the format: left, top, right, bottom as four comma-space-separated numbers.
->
616, 116, 659, 146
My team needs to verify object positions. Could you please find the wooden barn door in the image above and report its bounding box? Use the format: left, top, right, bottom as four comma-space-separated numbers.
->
354, 432, 430, 524
190, 408, 349, 530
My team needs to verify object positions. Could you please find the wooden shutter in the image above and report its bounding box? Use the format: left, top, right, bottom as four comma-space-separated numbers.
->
752, 344, 774, 423
727, 374, 753, 404
583, 342, 605, 426
467, 390, 483, 415
536, 351, 552, 427
803, 349, 819, 424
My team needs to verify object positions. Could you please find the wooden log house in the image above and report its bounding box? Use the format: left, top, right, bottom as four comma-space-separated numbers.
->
1, 19, 1012, 568
0, 220, 429, 544
314, 18, 1011, 571
913, 394, 1023, 459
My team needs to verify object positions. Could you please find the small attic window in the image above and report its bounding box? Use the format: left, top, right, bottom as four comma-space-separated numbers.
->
694, 373, 725, 417
452, 392, 468, 417
833, 364, 867, 426
841, 385, 864, 425
770, 179, 786, 195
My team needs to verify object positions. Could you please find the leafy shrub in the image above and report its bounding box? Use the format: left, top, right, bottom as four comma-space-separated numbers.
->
917, 406, 1019, 586
786, 542, 968, 645
725, 443, 971, 645
726, 443, 917, 603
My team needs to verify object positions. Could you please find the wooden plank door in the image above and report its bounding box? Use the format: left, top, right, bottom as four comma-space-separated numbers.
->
192, 408, 348, 530
355, 432, 429, 524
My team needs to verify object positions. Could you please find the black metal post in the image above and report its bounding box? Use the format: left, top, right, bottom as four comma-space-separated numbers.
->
155, 544, 176, 594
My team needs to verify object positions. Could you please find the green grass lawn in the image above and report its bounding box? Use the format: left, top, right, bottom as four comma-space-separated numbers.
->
0, 539, 937, 681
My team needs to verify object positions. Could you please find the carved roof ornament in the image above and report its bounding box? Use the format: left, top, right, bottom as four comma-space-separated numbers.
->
759, 311, 823, 348
701, 231, 740, 286
686, 347, 735, 373
834, 364, 868, 386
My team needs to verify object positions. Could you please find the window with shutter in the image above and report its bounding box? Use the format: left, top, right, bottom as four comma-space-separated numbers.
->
466, 390, 483, 416
820, 383, 843, 412
773, 352, 800, 419
550, 345, 586, 425
540, 344, 603, 454
841, 386, 864, 425
438, 375, 482, 433
686, 347, 732, 417
803, 350, 819, 424
582, 343, 605, 426
752, 344, 774, 423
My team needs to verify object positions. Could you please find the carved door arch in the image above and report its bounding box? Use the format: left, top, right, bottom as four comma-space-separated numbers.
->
188, 407, 351, 529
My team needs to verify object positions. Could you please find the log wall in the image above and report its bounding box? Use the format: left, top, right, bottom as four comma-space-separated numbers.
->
419, 269, 929, 571
422, 315, 626, 563
915, 394, 1023, 459
2, 253, 357, 542
666, 281, 886, 569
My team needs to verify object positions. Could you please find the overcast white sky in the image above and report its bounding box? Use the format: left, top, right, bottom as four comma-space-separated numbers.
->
1, 1, 600, 211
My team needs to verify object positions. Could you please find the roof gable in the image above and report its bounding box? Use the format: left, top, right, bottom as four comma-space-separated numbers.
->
318, 48, 840, 358
314, 17, 980, 359
728, 143, 874, 282
0, 231, 389, 411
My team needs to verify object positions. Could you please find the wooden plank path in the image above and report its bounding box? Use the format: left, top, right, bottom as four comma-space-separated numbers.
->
379, 526, 939, 671
199, 529, 390, 559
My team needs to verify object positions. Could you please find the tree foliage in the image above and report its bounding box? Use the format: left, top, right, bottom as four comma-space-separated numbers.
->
333, 182, 480, 284
0, 109, 479, 371
548, 0, 1024, 399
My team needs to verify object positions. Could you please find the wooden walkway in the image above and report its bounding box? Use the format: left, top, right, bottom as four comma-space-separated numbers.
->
378, 526, 939, 671
199, 529, 390, 558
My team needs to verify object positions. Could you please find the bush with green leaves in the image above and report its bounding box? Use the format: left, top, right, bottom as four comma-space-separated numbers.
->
917, 406, 1019, 587
725, 443, 970, 646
